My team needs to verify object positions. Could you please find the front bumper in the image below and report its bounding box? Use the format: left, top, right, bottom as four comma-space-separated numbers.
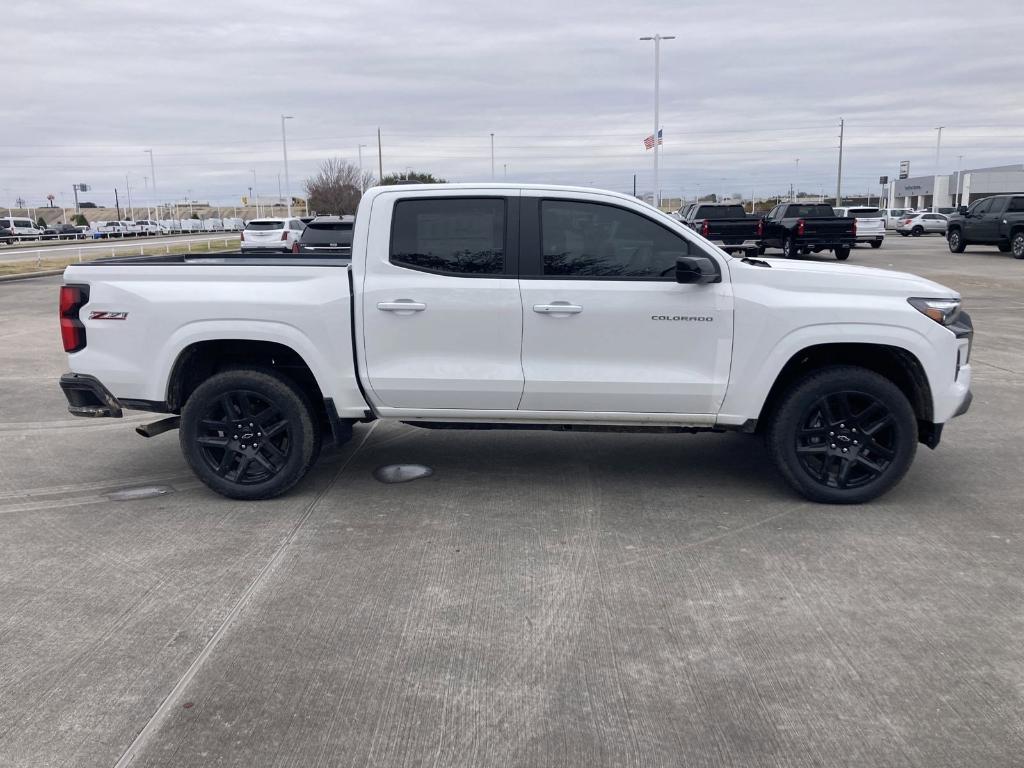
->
59, 373, 123, 418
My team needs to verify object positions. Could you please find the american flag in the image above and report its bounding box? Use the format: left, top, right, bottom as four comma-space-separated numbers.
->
643, 129, 663, 150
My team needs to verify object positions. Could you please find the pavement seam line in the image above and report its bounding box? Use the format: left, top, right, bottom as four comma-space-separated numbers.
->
111, 422, 379, 768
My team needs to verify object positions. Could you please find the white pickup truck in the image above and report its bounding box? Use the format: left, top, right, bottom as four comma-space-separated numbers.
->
58, 184, 973, 504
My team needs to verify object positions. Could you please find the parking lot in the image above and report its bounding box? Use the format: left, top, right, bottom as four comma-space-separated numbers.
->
1, 234, 1022, 767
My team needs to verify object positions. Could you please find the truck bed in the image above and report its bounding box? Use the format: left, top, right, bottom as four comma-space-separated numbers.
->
72, 252, 351, 268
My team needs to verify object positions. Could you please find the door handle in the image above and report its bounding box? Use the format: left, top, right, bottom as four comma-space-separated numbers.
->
377, 300, 426, 312
533, 303, 583, 315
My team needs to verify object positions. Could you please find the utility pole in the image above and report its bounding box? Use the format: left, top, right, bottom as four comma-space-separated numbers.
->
640, 33, 674, 210
281, 114, 293, 216
114, 188, 122, 220
836, 118, 844, 207
793, 158, 799, 202
251, 170, 259, 217
377, 128, 383, 181
933, 126, 945, 212
490, 133, 495, 180
125, 175, 133, 220
358, 144, 367, 192
954, 154, 963, 208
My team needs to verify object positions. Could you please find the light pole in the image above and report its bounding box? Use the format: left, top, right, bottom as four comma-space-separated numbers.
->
251, 169, 259, 217
144, 149, 157, 218
125, 175, 133, 220
793, 158, 799, 202
640, 34, 674, 210
954, 154, 963, 208
358, 143, 368, 192
281, 115, 294, 216
490, 133, 495, 181
933, 126, 944, 212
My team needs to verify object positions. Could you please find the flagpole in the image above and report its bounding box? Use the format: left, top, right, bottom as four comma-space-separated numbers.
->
640, 34, 674, 209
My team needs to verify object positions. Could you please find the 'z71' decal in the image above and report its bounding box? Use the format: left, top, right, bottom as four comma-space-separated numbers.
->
88, 311, 128, 320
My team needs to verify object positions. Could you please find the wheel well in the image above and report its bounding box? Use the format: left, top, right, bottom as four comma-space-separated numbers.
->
167, 340, 326, 422
757, 343, 933, 432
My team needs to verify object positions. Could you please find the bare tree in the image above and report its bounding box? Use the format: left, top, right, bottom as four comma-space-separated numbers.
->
304, 158, 375, 215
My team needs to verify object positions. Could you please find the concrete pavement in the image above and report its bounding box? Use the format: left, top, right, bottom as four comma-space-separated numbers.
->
1, 237, 1022, 767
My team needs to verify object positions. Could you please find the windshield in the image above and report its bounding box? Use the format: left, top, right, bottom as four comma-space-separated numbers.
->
697, 205, 746, 219
245, 220, 285, 231
847, 208, 881, 218
790, 204, 835, 218
301, 222, 353, 245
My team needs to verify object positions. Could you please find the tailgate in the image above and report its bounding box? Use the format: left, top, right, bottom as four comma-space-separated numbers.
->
707, 219, 760, 241
803, 217, 856, 237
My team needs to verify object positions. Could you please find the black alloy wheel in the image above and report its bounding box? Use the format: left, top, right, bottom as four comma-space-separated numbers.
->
180, 369, 319, 499
948, 229, 965, 253
766, 366, 917, 503
794, 391, 898, 491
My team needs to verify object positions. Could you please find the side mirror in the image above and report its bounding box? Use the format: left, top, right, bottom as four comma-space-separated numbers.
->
675, 256, 720, 284
957, 205, 968, 215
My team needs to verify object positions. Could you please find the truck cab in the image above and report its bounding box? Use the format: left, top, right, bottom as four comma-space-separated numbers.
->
946, 195, 1024, 258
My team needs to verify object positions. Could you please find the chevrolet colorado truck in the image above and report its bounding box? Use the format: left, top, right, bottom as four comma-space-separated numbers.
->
677, 203, 763, 254
945, 194, 1024, 258
759, 202, 857, 259
58, 184, 973, 504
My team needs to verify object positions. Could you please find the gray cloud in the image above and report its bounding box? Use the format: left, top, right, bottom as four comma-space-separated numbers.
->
3, 0, 1022, 208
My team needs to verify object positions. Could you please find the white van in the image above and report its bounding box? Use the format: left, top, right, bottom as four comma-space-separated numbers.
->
0, 216, 42, 241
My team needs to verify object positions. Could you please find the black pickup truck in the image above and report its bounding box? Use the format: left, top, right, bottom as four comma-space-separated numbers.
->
759, 203, 857, 260
677, 203, 762, 253
945, 194, 1024, 258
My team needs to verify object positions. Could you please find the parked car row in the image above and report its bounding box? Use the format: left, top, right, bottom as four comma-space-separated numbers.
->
239, 215, 354, 256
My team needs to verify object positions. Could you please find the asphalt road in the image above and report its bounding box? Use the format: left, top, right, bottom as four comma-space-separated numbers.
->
1, 235, 1022, 767
0, 232, 240, 264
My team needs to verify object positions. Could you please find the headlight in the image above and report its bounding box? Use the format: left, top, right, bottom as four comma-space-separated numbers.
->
908, 297, 961, 326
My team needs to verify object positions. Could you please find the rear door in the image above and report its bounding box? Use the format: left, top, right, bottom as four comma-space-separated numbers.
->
360, 193, 524, 410
517, 193, 733, 415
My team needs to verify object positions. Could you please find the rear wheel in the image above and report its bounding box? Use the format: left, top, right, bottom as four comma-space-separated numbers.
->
1012, 231, 1024, 259
180, 369, 320, 500
834, 246, 851, 260
766, 366, 917, 504
782, 236, 799, 259
911, 226, 923, 237
948, 229, 966, 253
870, 239, 883, 249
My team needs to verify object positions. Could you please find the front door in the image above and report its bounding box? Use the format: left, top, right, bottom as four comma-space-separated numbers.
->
360, 194, 524, 410
518, 195, 733, 415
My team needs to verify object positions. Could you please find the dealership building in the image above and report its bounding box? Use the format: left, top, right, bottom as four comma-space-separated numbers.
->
890, 164, 1024, 210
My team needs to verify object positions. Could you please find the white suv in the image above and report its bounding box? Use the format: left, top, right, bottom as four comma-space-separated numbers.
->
240, 218, 306, 253
835, 207, 885, 249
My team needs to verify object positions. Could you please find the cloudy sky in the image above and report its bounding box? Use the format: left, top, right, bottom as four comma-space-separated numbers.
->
3, 0, 1023, 209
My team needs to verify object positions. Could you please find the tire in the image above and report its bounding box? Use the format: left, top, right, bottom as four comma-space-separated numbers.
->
911, 226, 923, 237
870, 239, 883, 249
766, 366, 917, 504
1013, 231, 1024, 259
834, 246, 851, 260
782, 236, 799, 259
756, 245, 766, 256
947, 228, 966, 253
179, 369, 320, 500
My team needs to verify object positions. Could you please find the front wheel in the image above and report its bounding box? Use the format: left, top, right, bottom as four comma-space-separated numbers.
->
766, 366, 917, 504
834, 246, 851, 260
948, 229, 966, 253
1012, 231, 1024, 259
180, 369, 320, 500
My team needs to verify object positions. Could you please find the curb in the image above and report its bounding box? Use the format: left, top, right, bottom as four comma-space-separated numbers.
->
0, 269, 65, 282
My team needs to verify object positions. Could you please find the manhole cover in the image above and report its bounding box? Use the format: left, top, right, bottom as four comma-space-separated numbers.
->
106, 485, 174, 501
373, 464, 433, 484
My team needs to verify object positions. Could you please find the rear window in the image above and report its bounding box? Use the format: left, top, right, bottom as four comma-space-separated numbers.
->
245, 220, 285, 231
789, 205, 835, 218
390, 198, 505, 275
846, 208, 881, 218
301, 221, 354, 245
696, 205, 746, 219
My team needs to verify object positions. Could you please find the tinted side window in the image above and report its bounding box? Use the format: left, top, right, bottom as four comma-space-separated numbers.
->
971, 199, 992, 215
540, 200, 689, 279
1006, 197, 1024, 213
390, 198, 505, 275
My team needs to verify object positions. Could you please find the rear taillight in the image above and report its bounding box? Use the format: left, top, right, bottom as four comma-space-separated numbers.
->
700, 220, 709, 237
59, 284, 89, 353
756, 219, 764, 237
239, 230, 245, 241
851, 220, 858, 235
796, 219, 805, 236
281, 231, 288, 241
